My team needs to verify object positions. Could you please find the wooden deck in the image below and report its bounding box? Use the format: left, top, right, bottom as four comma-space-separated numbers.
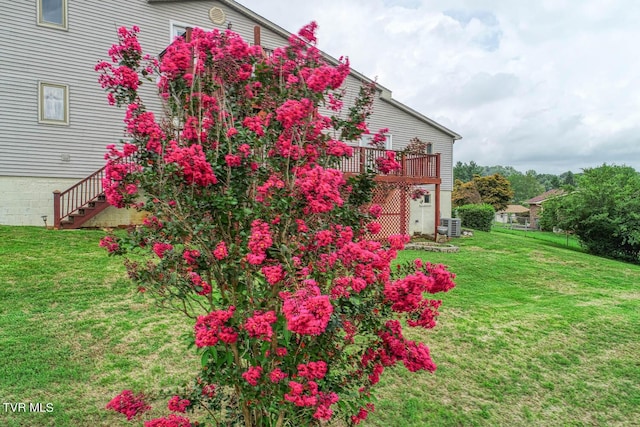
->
340, 147, 441, 184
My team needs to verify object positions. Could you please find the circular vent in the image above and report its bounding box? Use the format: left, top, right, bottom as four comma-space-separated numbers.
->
209, 7, 226, 25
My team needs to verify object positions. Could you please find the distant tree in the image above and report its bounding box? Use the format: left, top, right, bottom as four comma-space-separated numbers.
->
560, 171, 576, 186
452, 179, 482, 207
536, 173, 561, 190
473, 173, 514, 211
453, 174, 514, 211
454, 161, 484, 182
482, 165, 520, 178
544, 164, 640, 263
509, 170, 545, 203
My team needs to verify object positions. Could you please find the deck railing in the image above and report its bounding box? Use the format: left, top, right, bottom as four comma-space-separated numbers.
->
52, 148, 438, 228
340, 147, 440, 179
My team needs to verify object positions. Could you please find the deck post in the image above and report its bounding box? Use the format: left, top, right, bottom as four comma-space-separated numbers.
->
434, 182, 440, 239
400, 186, 408, 235
53, 190, 61, 229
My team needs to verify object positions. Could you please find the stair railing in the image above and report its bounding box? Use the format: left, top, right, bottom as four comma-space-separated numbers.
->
53, 165, 107, 229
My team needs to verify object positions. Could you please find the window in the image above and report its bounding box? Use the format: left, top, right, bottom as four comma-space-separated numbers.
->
37, 0, 68, 30
39, 82, 69, 125
426, 143, 433, 154
423, 193, 431, 204
170, 21, 192, 42
359, 133, 393, 150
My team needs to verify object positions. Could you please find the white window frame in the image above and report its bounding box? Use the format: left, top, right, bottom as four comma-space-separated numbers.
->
426, 142, 433, 154
38, 82, 69, 125
170, 20, 193, 43
37, 0, 68, 30
359, 133, 393, 150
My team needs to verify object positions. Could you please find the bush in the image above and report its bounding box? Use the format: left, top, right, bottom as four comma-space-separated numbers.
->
542, 164, 640, 264
96, 24, 457, 426
457, 204, 495, 232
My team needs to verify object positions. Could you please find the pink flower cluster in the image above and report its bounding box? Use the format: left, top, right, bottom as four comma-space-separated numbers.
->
242, 366, 263, 386
269, 368, 288, 383
99, 236, 120, 253
102, 144, 140, 207
378, 320, 436, 373
189, 272, 212, 296
144, 414, 192, 427
106, 390, 151, 420
246, 220, 273, 265
351, 403, 375, 425
182, 249, 200, 265
281, 283, 333, 335
368, 204, 383, 218
375, 151, 402, 174
410, 187, 429, 201
388, 234, 410, 250
256, 174, 285, 204
295, 166, 346, 214
124, 104, 165, 153
244, 310, 277, 341
383, 262, 455, 328
424, 262, 457, 294
213, 241, 228, 260
325, 139, 353, 157
153, 242, 173, 259
284, 378, 339, 421
143, 216, 163, 230
303, 63, 350, 93
96, 61, 140, 96
276, 98, 314, 130
242, 115, 267, 136
368, 128, 390, 149
261, 264, 285, 285
108, 26, 142, 62
366, 222, 382, 234
164, 141, 218, 186
167, 395, 191, 413
297, 361, 327, 380
194, 307, 238, 347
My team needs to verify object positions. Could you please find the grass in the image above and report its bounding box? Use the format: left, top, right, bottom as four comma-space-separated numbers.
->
491, 222, 584, 252
0, 226, 196, 427
1, 226, 638, 426
369, 231, 640, 426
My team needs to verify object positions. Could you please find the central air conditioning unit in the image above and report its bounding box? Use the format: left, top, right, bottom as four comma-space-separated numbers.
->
440, 218, 461, 237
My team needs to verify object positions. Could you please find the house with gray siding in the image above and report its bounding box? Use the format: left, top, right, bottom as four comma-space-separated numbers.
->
0, 0, 460, 236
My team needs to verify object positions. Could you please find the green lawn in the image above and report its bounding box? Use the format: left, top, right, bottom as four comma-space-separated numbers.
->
0, 226, 638, 426
491, 222, 584, 252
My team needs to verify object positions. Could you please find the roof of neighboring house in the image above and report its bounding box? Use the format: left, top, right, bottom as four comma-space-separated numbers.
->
525, 189, 566, 205
497, 204, 530, 214
149, 0, 462, 141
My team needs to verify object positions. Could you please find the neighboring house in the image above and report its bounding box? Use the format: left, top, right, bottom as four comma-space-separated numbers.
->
525, 189, 565, 229
495, 204, 529, 224
0, 0, 461, 237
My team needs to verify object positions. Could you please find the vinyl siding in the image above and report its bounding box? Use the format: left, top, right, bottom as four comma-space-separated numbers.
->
0, 0, 457, 184
0, 0, 237, 179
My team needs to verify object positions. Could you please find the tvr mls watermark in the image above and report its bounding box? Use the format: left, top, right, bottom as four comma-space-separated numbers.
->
2, 402, 54, 413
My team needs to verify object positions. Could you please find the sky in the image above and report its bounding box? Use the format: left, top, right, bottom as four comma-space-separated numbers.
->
236, 0, 640, 175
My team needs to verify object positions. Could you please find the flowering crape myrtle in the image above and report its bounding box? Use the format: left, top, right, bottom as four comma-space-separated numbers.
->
97, 23, 455, 427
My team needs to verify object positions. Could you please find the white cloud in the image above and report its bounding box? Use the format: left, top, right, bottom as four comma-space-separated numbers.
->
237, 0, 640, 174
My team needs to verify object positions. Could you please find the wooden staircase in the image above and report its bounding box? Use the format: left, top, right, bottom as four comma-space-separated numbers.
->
53, 165, 110, 229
